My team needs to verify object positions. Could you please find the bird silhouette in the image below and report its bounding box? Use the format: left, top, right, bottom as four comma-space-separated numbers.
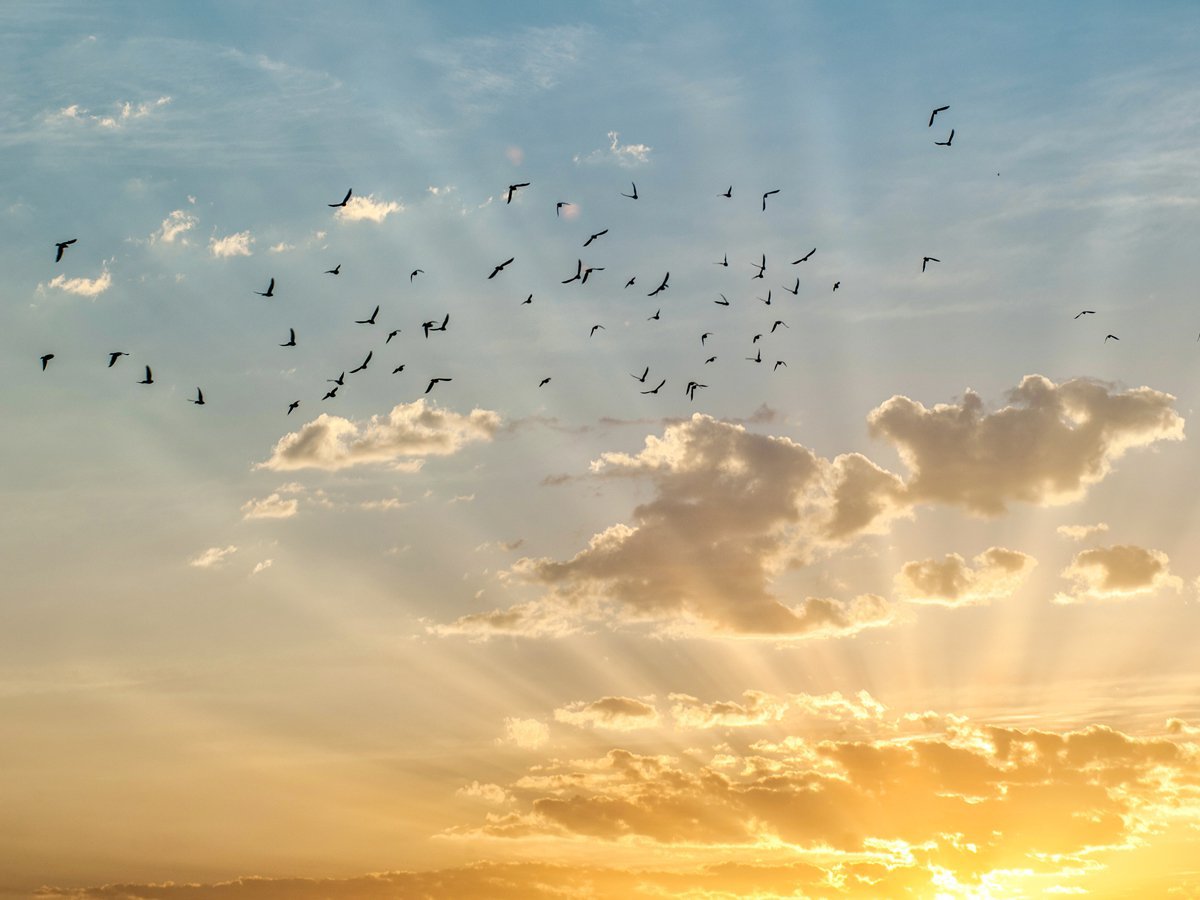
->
138, 365, 153, 384
190, 387, 205, 405
771, 320, 788, 333
715, 253, 728, 267
590, 324, 605, 337
758, 290, 772, 305
1105, 334, 1120, 342
287, 401, 300, 415
356, 305, 380, 325
325, 264, 340, 275
54, 239, 76, 262
783, 279, 799, 295
322, 386, 339, 400
752, 334, 763, 343
714, 294, 730, 306
922, 256, 940, 272
685, 381, 707, 401
762, 189, 780, 210
701, 332, 712, 345
583, 229, 608, 248
107, 351, 128, 367
40, 353, 54, 370
621, 182, 638, 199
420, 313, 450, 338
928, 105, 949, 127
522, 294, 533, 304
556, 202, 571, 216
648, 309, 661, 321
425, 377, 452, 393
581, 265, 604, 284
386, 329, 401, 343
328, 188, 352, 207
505, 183, 529, 203
746, 349, 761, 363
721, 186, 732, 198
562, 259, 583, 284
752, 254, 766, 278
350, 351, 373, 373
327, 372, 345, 386
833, 281, 841, 291
648, 272, 669, 296
704, 355, 717, 364
624, 277, 636, 288
641, 379, 665, 394
934, 129, 954, 146
774, 360, 787, 370
392, 364, 406, 374
488, 258, 514, 279
631, 366, 649, 382
538, 377, 551, 387
410, 269, 424, 282
280, 328, 296, 347
793, 248, 816, 264
1075, 310, 1096, 319
255, 278, 275, 297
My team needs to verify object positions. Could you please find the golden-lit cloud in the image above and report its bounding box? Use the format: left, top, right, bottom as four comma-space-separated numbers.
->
151, 208, 197, 244
499, 716, 549, 749
188, 545, 237, 568
209, 230, 254, 257
894, 547, 1037, 607
240, 492, 298, 520
258, 400, 500, 472
867, 374, 1184, 515
554, 696, 660, 730
1055, 544, 1183, 604
1057, 521, 1110, 541
669, 689, 790, 728
42, 267, 112, 297
334, 193, 403, 222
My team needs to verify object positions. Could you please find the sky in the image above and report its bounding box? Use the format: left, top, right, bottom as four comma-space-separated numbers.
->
4, 1, 1200, 897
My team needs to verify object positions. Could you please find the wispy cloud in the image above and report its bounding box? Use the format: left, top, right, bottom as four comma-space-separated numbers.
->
188, 545, 237, 568
209, 230, 254, 257
151, 209, 197, 244
240, 493, 298, 521
1057, 522, 1110, 541
574, 130, 652, 167
499, 716, 549, 749
554, 696, 660, 731
334, 194, 403, 223
41, 266, 112, 297
51, 95, 171, 129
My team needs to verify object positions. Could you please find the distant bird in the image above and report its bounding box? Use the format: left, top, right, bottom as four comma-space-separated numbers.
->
410, 269, 424, 282
783, 278, 799, 295
280, 328, 296, 347
287, 401, 300, 415
631, 366, 649, 382
40, 353, 54, 370
190, 387, 205, 406
54, 239, 77, 262
425, 377, 452, 393
793, 248, 816, 264
685, 381, 707, 401
771, 320, 788, 333
774, 360, 787, 370
758, 290, 772, 306
420, 313, 450, 338
928, 105, 949, 127
704, 355, 717, 364
325, 264, 340, 275
327, 372, 345, 386
350, 351, 372, 373
556, 202, 571, 216
488, 257, 514, 279
581, 265, 604, 284
752, 333, 763, 343
648, 309, 661, 321
539, 377, 551, 387
715, 254, 728, 267
624, 277, 636, 288
752, 254, 766, 278
1105, 334, 1119, 342
714, 293, 730, 306
590, 324, 605, 337
356, 305, 379, 325
1074, 310, 1096, 319
746, 349, 762, 363
641, 379, 665, 394
648, 272, 669, 296
328, 188, 352, 208
505, 183, 529, 203
583, 229, 608, 247
721, 186, 732, 198
106, 351, 128, 367
562, 259, 583, 284
762, 189, 780, 210
701, 332, 713, 345
922, 256, 940, 272
138, 365, 153, 384
255, 278, 275, 297
322, 386, 339, 400
522, 294, 533, 304
386, 329, 401, 343
832, 281, 841, 291
934, 129, 954, 147
621, 182, 638, 199
392, 364, 406, 374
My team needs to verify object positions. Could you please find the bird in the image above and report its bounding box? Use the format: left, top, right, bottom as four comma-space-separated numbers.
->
704, 355, 717, 364
425, 377, 452, 393
752, 333, 763, 343
386, 329, 401, 343
752, 254, 766, 278
356, 305, 379, 325
325, 264, 340, 275
701, 332, 713, 345
106, 351, 128, 367
1074, 310, 1096, 319
590, 324, 605, 337
280, 328, 296, 347
350, 351, 373, 373
715, 254, 728, 267
793, 248, 816, 264
287, 401, 300, 415
392, 364, 406, 374
562, 259, 583, 284
1105, 334, 1119, 342
721, 186, 732, 198
583, 229, 608, 247
774, 360, 787, 370
54, 239, 76, 262
631, 366, 649, 382
582, 265, 604, 284
922, 256, 940, 272
322, 387, 339, 400
190, 387, 205, 406
410, 269, 424, 282
505, 183, 529, 203
556, 202, 571, 216
538, 377, 551, 387
928, 105, 949, 127
714, 294, 730, 306
488, 258, 515, 279
934, 129, 954, 147
762, 189, 780, 210
833, 281, 841, 291
40, 353, 54, 370
328, 188, 352, 208
648, 309, 661, 321
648, 272, 669, 296
746, 349, 762, 363
138, 365, 153, 384
771, 320, 788, 333
327, 372, 345, 386
641, 379, 665, 394
685, 381, 707, 401
621, 182, 638, 199
624, 277, 636, 288
522, 294, 533, 304
255, 278, 275, 297
783, 279, 799, 295
420, 313, 450, 338
434, 313, 450, 333
758, 290, 772, 305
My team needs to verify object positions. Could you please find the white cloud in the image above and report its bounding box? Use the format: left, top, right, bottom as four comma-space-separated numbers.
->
499, 716, 549, 750
335, 194, 403, 223
1057, 523, 1110, 541
209, 231, 254, 258
53, 96, 171, 129
43, 267, 112, 297
574, 131, 653, 167
269, 241, 295, 253
251, 560, 274, 575
189, 545, 238, 568
1055, 545, 1183, 604
894, 547, 1037, 607
152, 209, 197, 244
240, 493, 298, 521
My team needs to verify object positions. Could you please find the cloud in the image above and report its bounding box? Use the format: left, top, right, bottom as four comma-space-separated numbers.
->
269, 241, 295, 253
334, 194, 403, 223
52, 95, 171, 129
258, 400, 501, 472
574, 130, 653, 167
251, 560, 273, 575
867, 375, 1185, 515
189, 545, 237, 568
554, 697, 660, 731
500, 717, 549, 750
669, 690, 790, 729
209, 231, 254, 257
240, 493, 298, 520
457, 781, 509, 804
1057, 522, 1110, 541
152, 209, 197, 244
1055, 545, 1183, 604
894, 547, 1037, 607
42, 267, 112, 297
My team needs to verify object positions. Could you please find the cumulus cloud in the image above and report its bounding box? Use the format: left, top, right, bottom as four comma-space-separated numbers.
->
1055, 545, 1183, 604
189, 545, 237, 568
574, 130, 653, 167
894, 547, 1037, 607
457, 781, 509, 804
152, 209, 197, 244
53, 95, 171, 129
1057, 522, 1110, 541
258, 400, 500, 472
335, 194, 403, 223
240, 493, 299, 520
209, 230, 254, 257
669, 690, 790, 729
251, 559, 274, 575
867, 374, 1184, 515
554, 697, 660, 731
500, 717, 549, 749
42, 267, 112, 297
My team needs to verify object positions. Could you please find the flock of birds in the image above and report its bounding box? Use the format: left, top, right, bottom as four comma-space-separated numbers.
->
38, 107, 1121, 418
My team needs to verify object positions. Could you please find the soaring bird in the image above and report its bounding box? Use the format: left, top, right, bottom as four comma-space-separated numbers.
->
746, 349, 762, 363
771, 320, 788, 333
255, 278, 275, 297
190, 387, 205, 405
704, 356, 717, 364
582, 265, 604, 284
280, 328, 296, 347
701, 332, 713, 345
420, 313, 450, 338
648, 272, 669, 296
922, 256, 940, 272
328, 188, 352, 207
752, 254, 766, 278
641, 379, 665, 394
793, 248, 816, 264
40, 353, 54, 370
287, 401, 300, 415
621, 182, 638, 199
624, 277, 636, 288
392, 364, 406, 374
556, 202, 571, 216
1074, 310, 1096, 319
356, 305, 380, 325
425, 377, 452, 393
715, 254, 728, 267
783, 278, 799, 295
138, 365, 153, 384
590, 324, 605, 337
107, 351, 128, 367
714, 293, 730, 306
752, 334, 763, 344
1105, 334, 1120, 342
721, 186, 732, 198
410, 269, 424, 282
522, 294, 533, 304
934, 129, 954, 146
774, 360, 787, 370
648, 309, 661, 321
833, 281, 841, 291
758, 290, 772, 306
562, 259, 583, 283
505, 183, 529, 203
322, 387, 339, 400
762, 189, 780, 210
54, 239, 77, 262
327, 372, 345, 386
539, 377, 551, 387
928, 105, 949, 127
583, 229, 608, 247
350, 351, 373, 373
386, 329, 401, 343
325, 264, 340, 275
631, 366, 649, 382
488, 257, 515, 279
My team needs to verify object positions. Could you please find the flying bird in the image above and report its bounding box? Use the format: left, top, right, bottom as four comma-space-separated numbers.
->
714, 293, 730, 306
1105, 334, 1119, 342
631, 366, 649, 382
322, 387, 339, 400
350, 351, 372, 373
704, 356, 717, 364
774, 360, 787, 370
715, 253, 728, 267
758, 290, 772, 305
410, 269, 424, 282
255, 278, 275, 297
624, 277, 636, 288
762, 189, 780, 210
648, 309, 660, 321
425, 377, 452, 393
783, 278, 799, 295
793, 248, 816, 264
280, 328, 296, 347
648, 272, 669, 296
752, 254, 766, 278
641, 379, 666, 394
505, 183, 529, 203
386, 329, 401, 343
190, 387, 205, 406
488, 257, 515, 279
583, 229, 608, 247
590, 324, 605, 337
138, 365, 153, 384
325, 264, 340, 275
287, 401, 300, 415
392, 364, 406, 374
581, 265, 604, 284
721, 186, 732, 198
107, 351, 128, 367
522, 294, 533, 304
1074, 310, 1096, 319
562, 259, 583, 284
420, 313, 450, 338
328, 188, 352, 207
746, 349, 762, 363
752, 333, 763, 343
701, 332, 712, 345
40, 353, 54, 370
928, 105, 949, 127
327, 372, 345, 386
833, 281, 841, 291
538, 377, 551, 387
356, 305, 379, 325
771, 320, 788, 333
556, 202, 571, 216
685, 381, 707, 401
54, 239, 76, 262
621, 182, 638, 199
922, 256, 940, 272
934, 129, 955, 146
